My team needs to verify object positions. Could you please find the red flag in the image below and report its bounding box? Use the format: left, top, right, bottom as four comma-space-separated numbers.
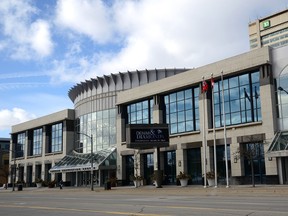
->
211, 78, 214, 89
202, 80, 208, 92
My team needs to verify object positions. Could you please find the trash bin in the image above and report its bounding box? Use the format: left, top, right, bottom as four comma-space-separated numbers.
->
17, 184, 23, 191
154, 170, 163, 188
104, 181, 111, 190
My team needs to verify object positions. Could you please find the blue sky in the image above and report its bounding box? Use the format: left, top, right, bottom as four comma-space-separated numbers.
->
0, 0, 288, 138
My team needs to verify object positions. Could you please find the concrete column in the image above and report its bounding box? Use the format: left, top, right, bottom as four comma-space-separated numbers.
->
230, 136, 242, 176
116, 105, 126, 180
176, 148, 185, 174
277, 158, 284, 184
41, 162, 45, 180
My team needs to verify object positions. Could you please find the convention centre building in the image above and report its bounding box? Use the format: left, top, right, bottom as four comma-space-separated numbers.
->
9, 44, 288, 187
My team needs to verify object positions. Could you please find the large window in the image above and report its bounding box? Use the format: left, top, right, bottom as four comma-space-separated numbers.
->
127, 99, 153, 124
16, 133, 25, 158
76, 108, 117, 153
33, 128, 42, 155
276, 69, 288, 130
164, 87, 200, 134
213, 71, 261, 127
51, 123, 63, 152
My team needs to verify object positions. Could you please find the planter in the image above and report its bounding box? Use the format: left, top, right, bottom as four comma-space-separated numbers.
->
104, 182, 111, 190
133, 180, 141, 188
36, 183, 42, 188
179, 179, 188, 187
153, 180, 158, 187
17, 184, 23, 191
207, 179, 215, 187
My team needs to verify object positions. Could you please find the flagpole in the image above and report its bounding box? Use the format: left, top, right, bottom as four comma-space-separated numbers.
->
221, 71, 229, 188
255, 86, 258, 121
211, 73, 217, 188
202, 76, 207, 188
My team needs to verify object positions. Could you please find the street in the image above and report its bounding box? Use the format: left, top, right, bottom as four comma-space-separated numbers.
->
0, 186, 288, 215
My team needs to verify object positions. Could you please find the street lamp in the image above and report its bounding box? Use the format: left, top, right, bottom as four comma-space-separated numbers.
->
278, 86, 288, 95
78, 132, 94, 191
12, 155, 16, 191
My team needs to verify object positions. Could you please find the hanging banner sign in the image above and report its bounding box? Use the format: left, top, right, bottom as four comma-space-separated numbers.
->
126, 124, 169, 149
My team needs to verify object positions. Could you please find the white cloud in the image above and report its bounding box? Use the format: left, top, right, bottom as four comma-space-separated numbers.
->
0, 92, 73, 137
0, 0, 53, 59
55, 0, 114, 43
30, 19, 54, 57
0, 108, 36, 130
50, 0, 288, 83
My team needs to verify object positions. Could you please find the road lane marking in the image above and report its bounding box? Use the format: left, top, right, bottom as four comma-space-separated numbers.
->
0, 204, 170, 216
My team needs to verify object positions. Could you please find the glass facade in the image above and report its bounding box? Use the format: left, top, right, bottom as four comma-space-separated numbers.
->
33, 128, 42, 155
213, 71, 261, 127
212, 145, 231, 180
163, 151, 176, 185
125, 155, 134, 185
51, 123, 63, 152
261, 28, 288, 48
16, 133, 25, 158
243, 143, 266, 183
276, 71, 288, 130
76, 108, 117, 153
164, 87, 200, 134
143, 153, 154, 185
187, 148, 202, 185
127, 99, 153, 124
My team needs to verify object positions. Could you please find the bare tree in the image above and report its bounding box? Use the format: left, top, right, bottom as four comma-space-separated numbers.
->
233, 142, 264, 187
0, 165, 9, 187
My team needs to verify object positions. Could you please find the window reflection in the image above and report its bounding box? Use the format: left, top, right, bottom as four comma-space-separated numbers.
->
214, 71, 261, 127
33, 128, 42, 155
16, 133, 25, 158
165, 87, 199, 134
276, 70, 288, 130
51, 123, 63, 152
127, 99, 153, 124
77, 108, 117, 153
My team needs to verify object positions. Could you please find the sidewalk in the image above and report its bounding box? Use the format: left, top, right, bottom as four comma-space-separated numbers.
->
2, 184, 288, 196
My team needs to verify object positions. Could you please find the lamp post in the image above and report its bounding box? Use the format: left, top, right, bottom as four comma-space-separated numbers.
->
78, 132, 94, 191
12, 155, 16, 191
278, 86, 288, 95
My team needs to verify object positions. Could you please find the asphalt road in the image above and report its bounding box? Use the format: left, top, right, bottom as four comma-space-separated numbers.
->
1, 186, 288, 216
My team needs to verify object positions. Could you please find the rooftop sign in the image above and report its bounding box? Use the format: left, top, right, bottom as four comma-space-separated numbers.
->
263, 20, 270, 28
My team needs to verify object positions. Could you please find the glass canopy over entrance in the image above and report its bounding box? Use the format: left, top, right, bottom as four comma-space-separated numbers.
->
49, 147, 116, 173
267, 131, 288, 157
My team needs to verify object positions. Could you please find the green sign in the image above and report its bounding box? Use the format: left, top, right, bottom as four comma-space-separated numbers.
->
263, 20, 270, 28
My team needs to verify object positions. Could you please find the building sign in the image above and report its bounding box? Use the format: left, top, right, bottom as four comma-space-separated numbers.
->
126, 124, 169, 149
263, 20, 270, 28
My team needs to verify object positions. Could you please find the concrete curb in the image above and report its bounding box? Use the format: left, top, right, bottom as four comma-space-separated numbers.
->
2, 185, 288, 196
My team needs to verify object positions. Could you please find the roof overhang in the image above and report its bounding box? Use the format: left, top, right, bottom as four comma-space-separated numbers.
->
49, 147, 116, 173
267, 131, 288, 157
